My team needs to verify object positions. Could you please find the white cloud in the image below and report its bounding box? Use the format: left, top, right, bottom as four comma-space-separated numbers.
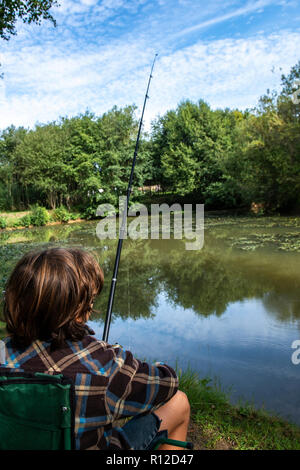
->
0, 29, 299, 130
174, 0, 275, 37
56, 0, 146, 18
149, 31, 300, 117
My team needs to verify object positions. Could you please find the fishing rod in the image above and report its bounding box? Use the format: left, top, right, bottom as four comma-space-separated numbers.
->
102, 53, 158, 343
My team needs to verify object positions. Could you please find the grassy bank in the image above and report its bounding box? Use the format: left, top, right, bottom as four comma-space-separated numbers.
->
0, 208, 83, 230
178, 368, 300, 450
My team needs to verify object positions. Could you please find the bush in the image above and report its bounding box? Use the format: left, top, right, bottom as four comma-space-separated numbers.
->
0, 216, 7, 229
69, 212, 81, 221
30, 206, 49, 226
203, 179, 240, 209
20, 214, 32, 227
81, 205, 97, 220
8, 218, 23, 228
52, 206, 71, 223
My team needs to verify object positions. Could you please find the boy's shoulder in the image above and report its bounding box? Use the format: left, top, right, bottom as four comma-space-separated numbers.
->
0, 335, 131, 379
80, 335, 124, 352
64, 335, 128, 372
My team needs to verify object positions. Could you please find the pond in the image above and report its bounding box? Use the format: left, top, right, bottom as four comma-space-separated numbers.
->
0, 215, 300, 425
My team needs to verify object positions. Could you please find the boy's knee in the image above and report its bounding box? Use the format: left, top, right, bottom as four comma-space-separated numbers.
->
174, 390, 190, 419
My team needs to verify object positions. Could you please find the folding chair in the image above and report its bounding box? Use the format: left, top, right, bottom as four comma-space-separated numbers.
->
0, 368, 75, 450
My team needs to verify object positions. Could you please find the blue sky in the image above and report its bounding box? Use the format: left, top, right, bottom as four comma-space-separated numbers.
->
0, 0, 299, 130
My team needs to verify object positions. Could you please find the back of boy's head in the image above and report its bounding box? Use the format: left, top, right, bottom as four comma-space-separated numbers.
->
3, 247, 104, 349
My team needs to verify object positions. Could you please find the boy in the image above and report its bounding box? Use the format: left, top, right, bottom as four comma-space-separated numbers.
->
1, 247, 190, 450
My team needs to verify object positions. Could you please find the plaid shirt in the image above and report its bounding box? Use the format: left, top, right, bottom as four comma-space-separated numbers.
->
0, 334, 178, 450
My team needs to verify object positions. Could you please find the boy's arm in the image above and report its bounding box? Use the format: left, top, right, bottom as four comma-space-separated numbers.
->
105, 345, 178, 420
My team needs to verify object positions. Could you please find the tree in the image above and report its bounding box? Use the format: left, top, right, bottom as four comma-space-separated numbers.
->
0, 125, 28, 209
150, 100, 241, 208
61, 106, 145, 217
279, 60, 300, 122
10, 122, 68, 209
245, 114, 299, 210
232, 62, 300, 212
0, 107, 152, 213
0, 0, 58, 40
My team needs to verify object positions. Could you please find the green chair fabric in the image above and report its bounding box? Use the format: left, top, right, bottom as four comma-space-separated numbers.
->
152, 438, 194, 450
0, 369, 75, 450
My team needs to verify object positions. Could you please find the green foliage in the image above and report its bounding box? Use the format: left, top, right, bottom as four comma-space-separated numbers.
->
19, 213, 31, 227
0, 216, 7, 229
52, 206, 72, 223
0, 0, 58, 41
8, 217, 23, 228
0, 182, 11, 210
234, 90, 300, 211
0, 107, 148, 217
51, 207, 80, 222
203, 179, 239, 209
150, 100, 244, 207
30, 206, 49, 226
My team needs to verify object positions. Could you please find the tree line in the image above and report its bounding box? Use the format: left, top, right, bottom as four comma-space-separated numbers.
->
0, 61, 299, 217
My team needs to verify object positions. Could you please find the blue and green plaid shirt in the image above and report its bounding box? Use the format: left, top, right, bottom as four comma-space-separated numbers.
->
0, 334, 178, 449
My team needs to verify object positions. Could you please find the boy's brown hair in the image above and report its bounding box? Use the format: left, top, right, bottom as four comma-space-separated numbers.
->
3, 247, 104, 348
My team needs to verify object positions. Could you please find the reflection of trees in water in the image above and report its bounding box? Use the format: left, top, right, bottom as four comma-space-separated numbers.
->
94, 237, 300, 324
159, 251, 266, 316
1, 222, 300, 326
262, 292, 300, 324
233, 257, 300, 323
0, 224, 83, 246
93, 239, 161, 322
159, 242, 274, 316
158, 242, 300, 322
92, 237, 300, 324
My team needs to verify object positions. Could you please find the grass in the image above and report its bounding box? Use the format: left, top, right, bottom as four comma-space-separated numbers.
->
0, 209, 83, 230
0, 211, 30, 219
178, 368, 300, 450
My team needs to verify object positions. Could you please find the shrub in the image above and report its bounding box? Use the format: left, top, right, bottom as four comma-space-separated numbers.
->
203, 180, 239, 209
30, 206, 50, 226
0, 216, 7, 229
82, 205, 97, 220
69, 212, 81, 221
20, 214, 32, 227
9, 218, 23, 228
52, 206, 71, 223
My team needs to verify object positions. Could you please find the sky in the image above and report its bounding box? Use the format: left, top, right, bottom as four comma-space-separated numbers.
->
0, 0, 300, 130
